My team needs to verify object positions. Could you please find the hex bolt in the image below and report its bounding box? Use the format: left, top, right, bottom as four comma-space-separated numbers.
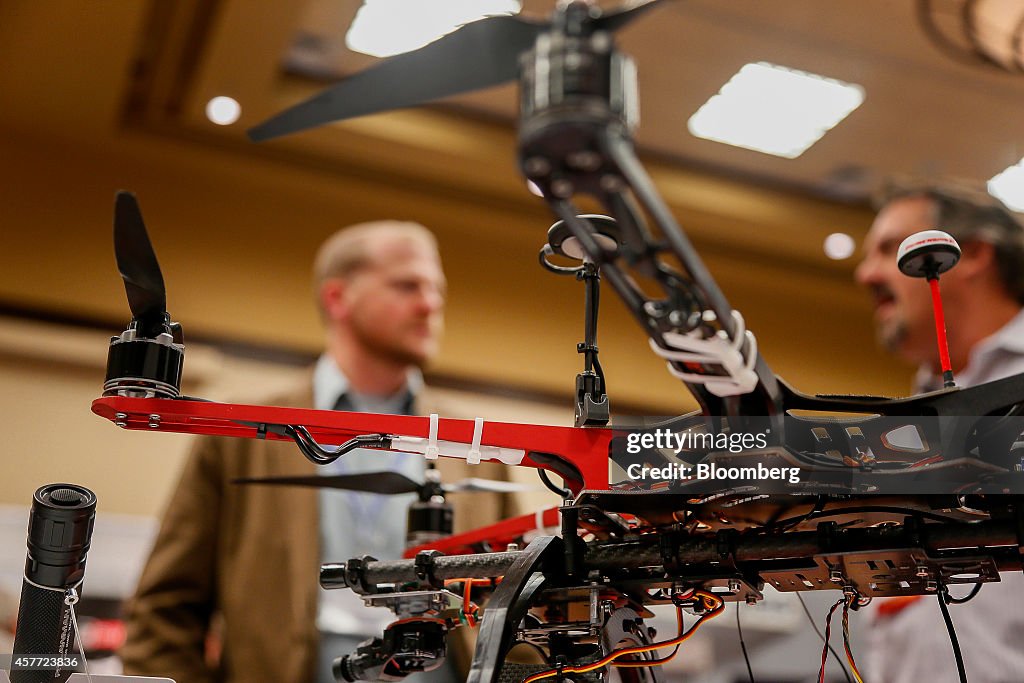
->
600, 174, 624, 192
727, 579, 741, 593
643, 301, 668, 318
915, 565, 929, 578
925, 580, 938, 592
567, 150, 601, 172
523, 156, 551, 176
829, 570, 843, 583
550, 178, 574, 198
668, 310, 688, 328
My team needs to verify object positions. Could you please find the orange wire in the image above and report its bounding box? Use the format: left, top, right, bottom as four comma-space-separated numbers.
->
443, 578, 496, 587
612, 602, 684, 668
841, 599, 865, 683
463, 579, 478, 626
522, 591, 725, 682
442, 578, 488, 628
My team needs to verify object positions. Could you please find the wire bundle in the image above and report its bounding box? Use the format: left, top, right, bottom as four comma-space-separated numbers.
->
523, 590, 725, 682
817, 595, 864, 683
444, 578, 494, 628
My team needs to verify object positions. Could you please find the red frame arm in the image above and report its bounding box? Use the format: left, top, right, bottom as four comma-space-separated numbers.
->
92, 396, 612, 493
404, 507, 563, 557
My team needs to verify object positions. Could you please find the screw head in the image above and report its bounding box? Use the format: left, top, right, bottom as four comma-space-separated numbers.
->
567, 150, 601, 172
523, 156, 551, 176
600, 174, 624, 192
550, 178, 574, 198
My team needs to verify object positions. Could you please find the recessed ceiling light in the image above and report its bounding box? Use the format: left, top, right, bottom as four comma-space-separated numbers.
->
205, 96, 241, 126
347, 0, 522, 59
823, 232, 855, 260
688, 62, 864, 159
987, 160, 1024, 212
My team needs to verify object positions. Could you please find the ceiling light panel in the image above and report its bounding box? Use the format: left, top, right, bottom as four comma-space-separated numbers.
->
346, 0, 521, 58
988, 160, 1024, 212
688, 62, 865, 159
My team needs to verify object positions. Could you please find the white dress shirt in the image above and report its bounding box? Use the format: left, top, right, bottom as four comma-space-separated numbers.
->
868, 308, 1024, 683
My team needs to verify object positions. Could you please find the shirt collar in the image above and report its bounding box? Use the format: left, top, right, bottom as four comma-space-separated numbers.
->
313, 354, 423, 411
915, 307, 1024, 391
974, 307, 1024, 355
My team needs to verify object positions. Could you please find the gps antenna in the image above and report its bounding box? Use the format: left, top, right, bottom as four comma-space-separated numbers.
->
897, 230, 961, 388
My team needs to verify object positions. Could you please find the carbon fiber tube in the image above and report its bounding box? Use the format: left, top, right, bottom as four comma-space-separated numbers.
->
11, 484, 96, 683
583, 520, 1021, 569
337, 520, 1020, 586
333, 551, 521, 588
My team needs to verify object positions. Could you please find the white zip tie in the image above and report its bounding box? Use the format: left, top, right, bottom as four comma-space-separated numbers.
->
424, 413, 440, 460
467, 417, 484, 465
390, 414, 525, 465
650, 310, 758, 397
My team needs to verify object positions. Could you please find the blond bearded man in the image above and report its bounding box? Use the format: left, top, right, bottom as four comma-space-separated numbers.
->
122, 222, 512, 683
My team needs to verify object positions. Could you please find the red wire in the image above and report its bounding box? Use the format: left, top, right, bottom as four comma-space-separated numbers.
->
929, 277, 953, 374
817, 598, 844, 683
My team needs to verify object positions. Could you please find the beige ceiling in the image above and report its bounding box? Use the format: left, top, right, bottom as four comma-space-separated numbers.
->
6, 0, 984, 409
283, 0, 1024, 200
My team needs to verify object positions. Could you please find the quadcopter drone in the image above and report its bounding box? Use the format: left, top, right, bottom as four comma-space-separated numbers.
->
93, 1, 1024, 681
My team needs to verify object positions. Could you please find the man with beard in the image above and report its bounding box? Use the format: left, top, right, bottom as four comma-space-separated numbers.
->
854, 186, 1024, 683
121, 221, 513, 683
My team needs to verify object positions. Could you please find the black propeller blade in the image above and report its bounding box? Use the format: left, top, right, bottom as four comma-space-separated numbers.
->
234, 472, 534, 495
247, 0, 664, 142
444, 478, 536, 493
235, 472, 421, 495
114, 191, 168, 337
248, 15, 544, 141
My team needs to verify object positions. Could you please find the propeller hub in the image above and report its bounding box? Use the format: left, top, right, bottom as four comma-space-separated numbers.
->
406, 499, 454, 548
103, 327, 184, 398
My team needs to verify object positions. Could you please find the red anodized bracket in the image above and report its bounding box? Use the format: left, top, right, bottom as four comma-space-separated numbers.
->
92, 396, 612, 494
404, 506, 563, 557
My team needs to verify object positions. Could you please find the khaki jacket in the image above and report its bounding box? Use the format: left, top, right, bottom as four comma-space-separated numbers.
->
121, 378, 514, 683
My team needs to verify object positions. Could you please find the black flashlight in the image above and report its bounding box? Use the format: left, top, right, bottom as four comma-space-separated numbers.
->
11, 484, 97, 683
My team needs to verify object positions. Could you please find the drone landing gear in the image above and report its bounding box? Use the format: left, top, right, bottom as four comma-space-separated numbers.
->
469, 536, 565, 683
468, 534, 671, 683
